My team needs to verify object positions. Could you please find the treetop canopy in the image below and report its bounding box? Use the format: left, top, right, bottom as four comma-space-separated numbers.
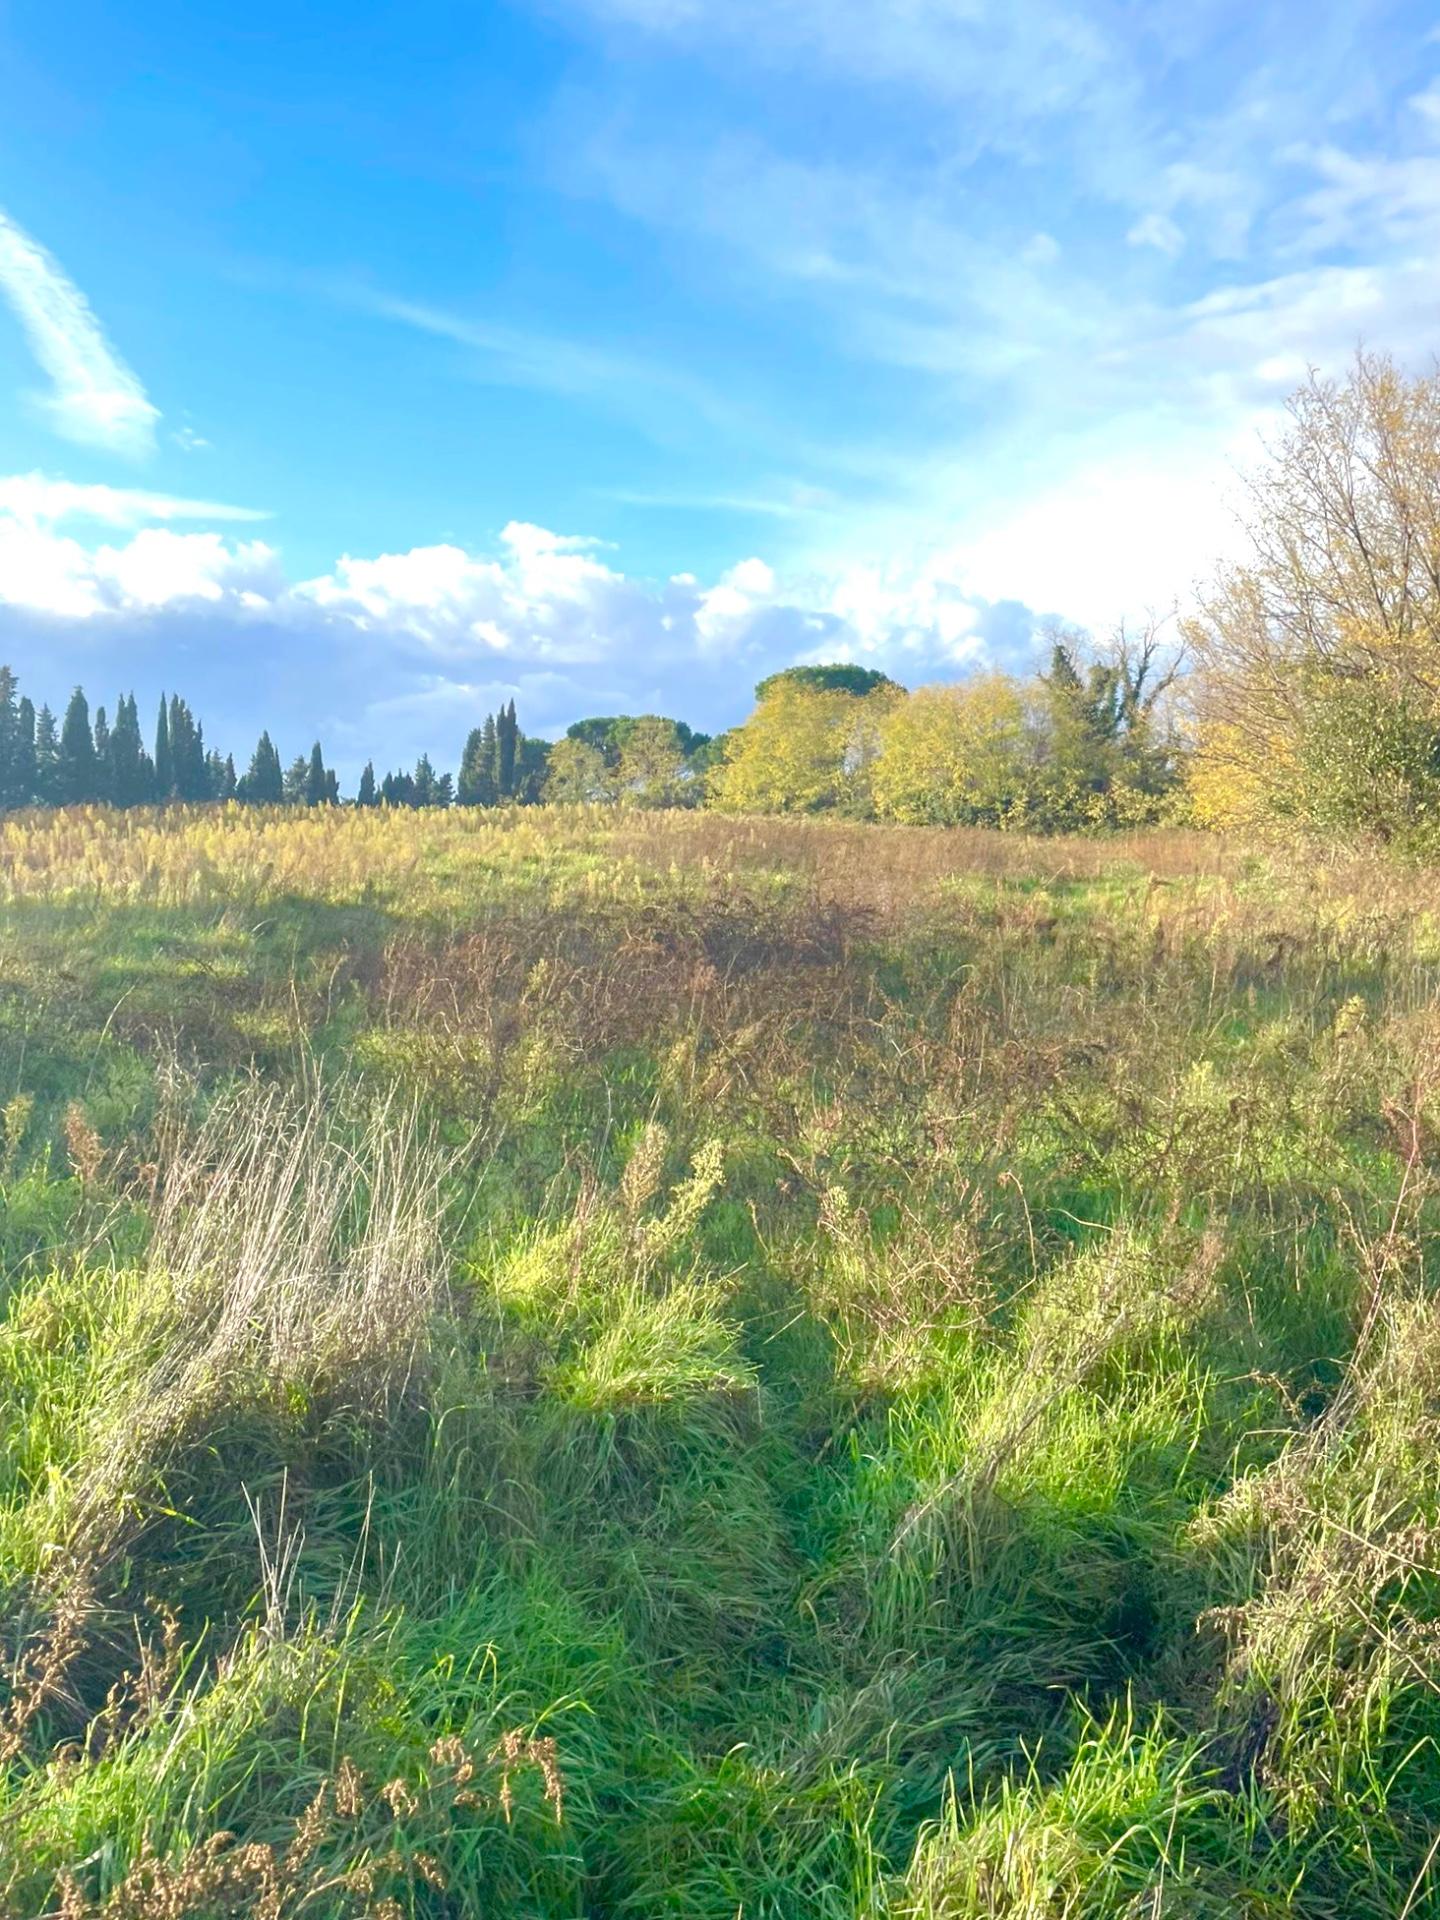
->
753, 665, 905, 704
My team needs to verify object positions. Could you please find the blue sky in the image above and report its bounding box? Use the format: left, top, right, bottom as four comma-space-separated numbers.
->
1, 0, 1438, 775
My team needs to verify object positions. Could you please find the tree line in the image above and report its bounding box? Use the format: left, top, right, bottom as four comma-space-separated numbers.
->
0, 650, 1182, 830
14, 349, 1437, 843
701, 646, 1182, 828
722, 350, 1440, 846
0, 682, 557, 813
0, 678, 728, 816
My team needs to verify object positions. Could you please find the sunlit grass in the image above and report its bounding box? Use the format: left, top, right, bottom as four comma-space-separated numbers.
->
3, 806, 1440, 1914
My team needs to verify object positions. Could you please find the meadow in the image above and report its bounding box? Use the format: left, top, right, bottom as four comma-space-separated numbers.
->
2, 803, 1440, 1916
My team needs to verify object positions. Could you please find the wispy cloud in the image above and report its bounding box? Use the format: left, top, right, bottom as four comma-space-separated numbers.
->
599, 482, 834, 520
0, 207, 159, 457
0, 472, 269, 528
532, 0, 1440, 636
561, 0, 1140, 161
348, 285, 765, 448
1127, 212, 1185, 256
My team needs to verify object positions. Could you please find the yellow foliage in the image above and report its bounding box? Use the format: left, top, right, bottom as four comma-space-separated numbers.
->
710, 683, 868, 814
1188, 722, 1294, 831
870, 678, 1029, 826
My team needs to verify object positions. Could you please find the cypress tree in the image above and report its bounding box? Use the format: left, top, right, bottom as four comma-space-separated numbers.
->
283, 755, 309, 805
15, 699, 37, 807
498, 700, 518, 796
190, 716, 212, 801
92, 705, 112, 803
169, 695, 186, 794
108, 695, 149, 807
517, 735, 550, 803
304, 742, 328, 807
458, 725, 497, 806
192, 715, 211, 799
57, 688, 98, 805
168, 695, 208, 801
34, 705, 60, 805
0, 667, 20, 810
413, 754, 436, 807
240, 732, 284, 805
357, 761, 377, 807
154, 697, 173, 800
219, 754, 238, 801
105, 699, 128, 807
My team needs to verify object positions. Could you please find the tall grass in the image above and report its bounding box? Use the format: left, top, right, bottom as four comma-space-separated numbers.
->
3, 806, 1440, 1914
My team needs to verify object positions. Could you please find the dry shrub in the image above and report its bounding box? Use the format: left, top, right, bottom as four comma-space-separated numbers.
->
368, 885, 878, 1124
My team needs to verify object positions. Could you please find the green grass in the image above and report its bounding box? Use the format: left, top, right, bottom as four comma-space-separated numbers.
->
3, 806, 1440, 1915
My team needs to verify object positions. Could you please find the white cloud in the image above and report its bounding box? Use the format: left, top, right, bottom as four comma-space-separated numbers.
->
694, 557, 778, 649
0, 472, 268, 529
293, 523, 639, 662
600, 483, 823, 519
0, 517, 279, 619
0, 207, 159, 457
1126, 212, 1185, 256
947, 450, 1241, 628
96, 530, 280, 609
1280, 141, 1440, 254
0, 507, 1042, 691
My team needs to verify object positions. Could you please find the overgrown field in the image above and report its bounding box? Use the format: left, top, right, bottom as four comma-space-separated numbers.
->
4, 804, 1440, 1916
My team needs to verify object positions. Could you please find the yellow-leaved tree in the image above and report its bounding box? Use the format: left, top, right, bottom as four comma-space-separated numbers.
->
711, 681, 891, 814
1187, 352, 1440, 840
870, 677, 1031, 826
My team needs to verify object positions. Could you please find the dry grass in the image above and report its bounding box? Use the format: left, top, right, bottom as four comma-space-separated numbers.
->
61, 1081, 453, 1567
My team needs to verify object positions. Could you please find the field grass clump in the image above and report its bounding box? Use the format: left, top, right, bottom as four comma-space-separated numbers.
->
5, 805, 1440, 1914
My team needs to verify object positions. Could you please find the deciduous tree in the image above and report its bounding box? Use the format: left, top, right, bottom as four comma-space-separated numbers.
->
1187, 352, 1440, 835
544, 736, 612, 804
871, 677, 1030, 826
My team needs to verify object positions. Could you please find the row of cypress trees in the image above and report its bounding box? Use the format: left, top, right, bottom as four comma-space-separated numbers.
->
353, 704, 549, 809
454, 701, 547, 804
0, 670, 549, 812
0, 672, 243, 810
